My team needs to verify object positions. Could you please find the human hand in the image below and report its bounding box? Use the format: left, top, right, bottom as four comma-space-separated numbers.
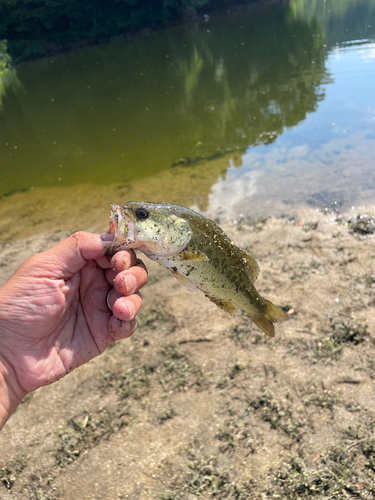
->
0, 231, 147, 429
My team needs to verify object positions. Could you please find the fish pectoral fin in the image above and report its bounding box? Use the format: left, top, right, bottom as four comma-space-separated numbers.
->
172, 271, 198, 292
180, 249, 209, 261
209, 297, 240, 316
241, 249, 260, 282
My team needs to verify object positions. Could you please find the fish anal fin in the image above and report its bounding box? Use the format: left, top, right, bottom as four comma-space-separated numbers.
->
210, 297, 240, 316
241, 249, 260, 282
172, 270, 198, 292
180, 249, 209, 261
250, 299, 289, 337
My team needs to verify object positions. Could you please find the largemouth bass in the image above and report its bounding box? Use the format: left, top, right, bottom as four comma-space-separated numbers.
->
107, 202, 288, 337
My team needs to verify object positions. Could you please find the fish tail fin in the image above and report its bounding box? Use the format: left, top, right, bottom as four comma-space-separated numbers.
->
251, 299, 289, 337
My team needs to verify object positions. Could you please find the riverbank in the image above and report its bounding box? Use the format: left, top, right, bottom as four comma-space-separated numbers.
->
1, 206, 375, 498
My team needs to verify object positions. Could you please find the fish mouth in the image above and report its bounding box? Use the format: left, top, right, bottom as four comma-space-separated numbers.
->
108, 203, 126, 236
107, 203, 137, 253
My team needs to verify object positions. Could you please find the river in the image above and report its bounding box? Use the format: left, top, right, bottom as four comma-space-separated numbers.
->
1, 0, 375, 241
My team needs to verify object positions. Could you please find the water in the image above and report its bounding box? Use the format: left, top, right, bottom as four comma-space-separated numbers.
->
1, 0, 375, 241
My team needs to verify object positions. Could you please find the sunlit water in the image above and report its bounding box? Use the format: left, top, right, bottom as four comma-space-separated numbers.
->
1, 0, 375, 241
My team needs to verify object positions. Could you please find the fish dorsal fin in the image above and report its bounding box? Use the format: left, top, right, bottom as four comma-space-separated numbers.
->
240, 249, 260, 282
209, 297, 241, 316
172, 270, 198, 292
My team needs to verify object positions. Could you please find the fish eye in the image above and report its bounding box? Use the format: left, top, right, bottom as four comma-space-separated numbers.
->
135, 207, 150, 220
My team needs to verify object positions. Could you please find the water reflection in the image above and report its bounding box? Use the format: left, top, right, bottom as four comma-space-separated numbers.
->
0, 3, 327, 198
196, 0, 375, 220
290, 0, 375, 47
203, 42, 375, 218
0, 41, 21, 111
203, 124, 375, 220
174, 9, 328, 157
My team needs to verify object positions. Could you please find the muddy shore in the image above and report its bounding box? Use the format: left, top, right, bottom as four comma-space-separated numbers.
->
1, 206, 375, 499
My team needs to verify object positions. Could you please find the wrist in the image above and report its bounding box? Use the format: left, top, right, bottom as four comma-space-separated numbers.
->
0, 357, 26, 430
0, 283, 27, 429
0, 322, 26, 430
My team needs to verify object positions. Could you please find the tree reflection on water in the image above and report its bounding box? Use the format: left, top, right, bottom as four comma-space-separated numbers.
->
0, 2, 329, 195
0, 40, 21, 111
290, 0, 375, 48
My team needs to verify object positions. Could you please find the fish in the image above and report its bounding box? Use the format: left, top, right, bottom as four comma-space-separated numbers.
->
107, 201, 289, 337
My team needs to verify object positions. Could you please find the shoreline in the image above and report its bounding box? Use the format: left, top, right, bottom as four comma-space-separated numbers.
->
1, 204, 374, 284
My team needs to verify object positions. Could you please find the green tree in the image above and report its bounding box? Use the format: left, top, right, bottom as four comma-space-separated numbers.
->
0, 0, 211, 42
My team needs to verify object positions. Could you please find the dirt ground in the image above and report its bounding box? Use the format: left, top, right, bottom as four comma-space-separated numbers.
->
1, 205, 375, 499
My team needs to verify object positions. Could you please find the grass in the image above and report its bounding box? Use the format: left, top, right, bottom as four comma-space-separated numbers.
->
228, 320, 264, 348
55, 404, 131, 467
20, 487, 56, 500
158, 408, 176, 423
363, 274, 375, 288
158, 449, 255, 500
303, 386, 341, 412
216, 360, 246, 389
215, 417, 256, 453
312, 318, 371, 362
329, 319, 371, 345
148, 275, 162, 285
302, 221, 319, 232
287, 317, 371, 363
54, 343, 208, 467
0, 458, 25, 490
237, 216, 268, 232
0, 457, 55, 500
137, 303, 177, 334
158, 419, 375, 499
247, 390, 304, 442
263, 421, 375, 499
157, 344, 196, 393
348, 214, 375, 235
117, 364, 153, 400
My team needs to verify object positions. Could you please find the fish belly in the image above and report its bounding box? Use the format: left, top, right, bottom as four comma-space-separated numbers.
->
148, 253, 250, 312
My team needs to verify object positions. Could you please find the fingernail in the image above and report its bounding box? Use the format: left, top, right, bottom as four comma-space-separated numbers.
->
122, 256, 129, 270
116, 318, 130, 331
101, 233, 115, 241
124, 274, 137, 293
126, 301, 136, 319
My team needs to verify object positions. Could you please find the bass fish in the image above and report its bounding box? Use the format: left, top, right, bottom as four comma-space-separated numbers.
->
107, 202, 288, 337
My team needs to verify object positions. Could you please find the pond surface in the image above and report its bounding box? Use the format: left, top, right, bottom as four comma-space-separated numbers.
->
1, 0, 375, 240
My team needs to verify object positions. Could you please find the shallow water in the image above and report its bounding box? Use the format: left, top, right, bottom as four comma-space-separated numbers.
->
1, 0, 375, 240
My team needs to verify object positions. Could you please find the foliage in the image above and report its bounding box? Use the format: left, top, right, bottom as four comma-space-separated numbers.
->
0, 0, 243, 46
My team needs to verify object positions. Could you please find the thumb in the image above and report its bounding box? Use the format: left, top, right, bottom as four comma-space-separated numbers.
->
28, 231, 113, 279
